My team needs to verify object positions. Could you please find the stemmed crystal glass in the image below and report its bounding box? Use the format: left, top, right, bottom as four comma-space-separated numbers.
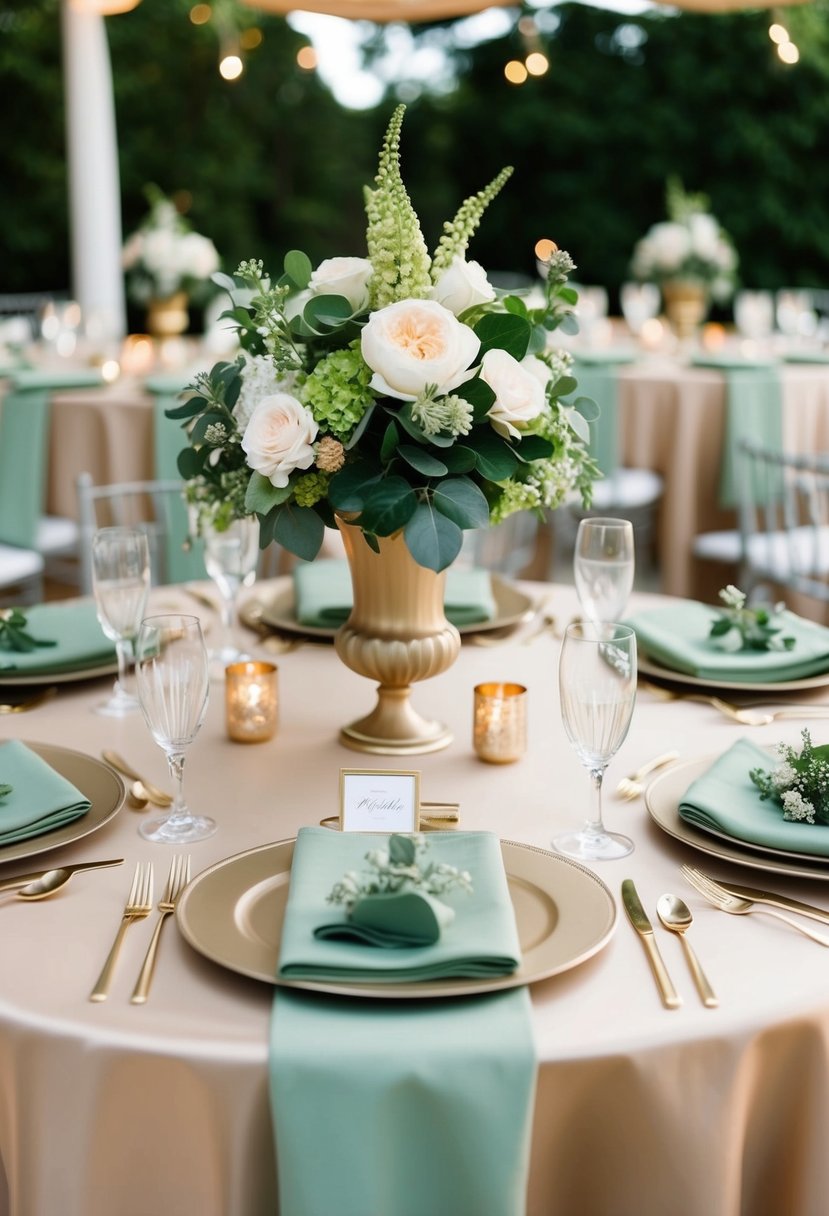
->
554, 622, 637, 861
574, 517, 635, 629
91, 527, 151, 717
134, 614, 215, 843
203, 516, 260, 666
620, 282, 660, 338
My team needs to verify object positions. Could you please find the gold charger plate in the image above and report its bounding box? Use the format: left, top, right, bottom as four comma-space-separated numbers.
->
0, 659, 118, 688
176, 837, 617, 998
638, 652, 829, 694
646, 754, 829, 881
241, 574, 534, 642
0, 740, 125, 867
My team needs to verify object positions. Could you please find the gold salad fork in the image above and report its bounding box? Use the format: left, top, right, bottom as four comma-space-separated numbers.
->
682, 865, 829, 946
130, 855, 191, 1005
639, 679, 829, 727
89, 862, 154, 1002
615, 751, 680, 800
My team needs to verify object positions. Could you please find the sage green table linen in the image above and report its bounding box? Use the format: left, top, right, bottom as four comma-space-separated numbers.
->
277, 827, 521, 981
571, 353, 636, 479
0, 600, 115, 675
627, 600, 829, 682
270, 827, 536, 1216
292, 558, 496, 629
0, 739, 90, 844
679, 736, 829, 856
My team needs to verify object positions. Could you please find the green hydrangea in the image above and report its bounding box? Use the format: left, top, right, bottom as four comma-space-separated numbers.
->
300, 345, 374, 441
293, 471, 330, 507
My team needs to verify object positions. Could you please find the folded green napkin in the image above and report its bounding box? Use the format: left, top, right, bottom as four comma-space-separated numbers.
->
277, 827, 521, 982
691, 353, 778, 370
679, 736, 829, 856
627, 600, 829, 682
0, 600, 116, 675
292, 558, 496, 629
572, 347, 637, 365
315, 890, 455, 948
10, 368, 104, 392
783, 350, 829, 364
0, 739, 91, 844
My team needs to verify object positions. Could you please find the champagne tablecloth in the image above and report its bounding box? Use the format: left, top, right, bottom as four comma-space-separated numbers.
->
2, 581, 829, 1215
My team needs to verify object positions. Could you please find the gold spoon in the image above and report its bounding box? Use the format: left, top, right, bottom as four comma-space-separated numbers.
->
0, 687, 58, 714
656, 894, 719, 1008
101, 751, 173, 806
13, 863, 122, 901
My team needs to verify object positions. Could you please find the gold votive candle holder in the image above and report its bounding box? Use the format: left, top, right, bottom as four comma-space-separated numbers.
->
473, 682, 527, 764
225, 661, 278, 743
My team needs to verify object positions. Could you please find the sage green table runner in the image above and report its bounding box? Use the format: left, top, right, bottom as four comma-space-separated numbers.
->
270, 827, 537, 1216
0, 739, 90, 844
571, 352, 636, 479
293, 558, 496, 628
627, 600, 829, 682
0, 601, 115, 675
679, 736, 829, 856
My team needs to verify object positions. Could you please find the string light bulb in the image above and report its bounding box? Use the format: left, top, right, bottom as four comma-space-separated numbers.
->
504, 60, 528, 85
768, 22, 789, 43
777, 40, 800, 63
525, 52, 549, 76
219, 52, 243, 80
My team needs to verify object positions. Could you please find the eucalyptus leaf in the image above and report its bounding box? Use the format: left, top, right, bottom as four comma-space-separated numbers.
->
177, 446, 206, 479
284, 249, 313, 289
573, 395, 600, 423
398, 445, 449, 477
359, 477, 417, 535
404, 503, 463, 572
245, 471, 293, 516
271, 503, 325, 561
303, 293, 354, 331
165, 397, 204, 420
513, 434, 554, 463
380, 420, 399, 464
559, 313, 580, 336
432, 476, 490, 529
474, 312, 531, 361
344, 404, 375, 451
212, 271, 237, 293
438, 446, 477, 474
329, 462, 379, 511
552, 375, 579, 398
389, 834, 416, 864
466, 430, 520, 481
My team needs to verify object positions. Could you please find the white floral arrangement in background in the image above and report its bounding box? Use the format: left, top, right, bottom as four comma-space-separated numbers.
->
630, 177, 738, 303
122, 187, 220, 306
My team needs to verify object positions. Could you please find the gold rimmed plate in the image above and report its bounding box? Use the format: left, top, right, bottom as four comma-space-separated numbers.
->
176, 837, 617, 998
241, 574, 535, 643
0, 741, 125, 867
646, 754, 829, 881
0, 659, 118, 688
638, 652, 829, 694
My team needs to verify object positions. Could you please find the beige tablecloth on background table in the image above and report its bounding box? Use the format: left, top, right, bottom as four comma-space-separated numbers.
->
2, 582, 829, 1216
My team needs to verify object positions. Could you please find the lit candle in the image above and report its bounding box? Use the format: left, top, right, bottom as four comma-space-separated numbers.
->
473, 682, 527, 764
225, 661, 278, 743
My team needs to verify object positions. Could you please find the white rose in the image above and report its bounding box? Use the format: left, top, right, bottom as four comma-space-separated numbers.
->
241, 393, 318, 489
430, 257, 495, 316
178, 232, 219, 280
688, 213, 720, 261
309, 257, 373, 312
481, 348, 546, 440
521, 355, 552, 391
361, 299, 480, 401
647, 222, 692, 273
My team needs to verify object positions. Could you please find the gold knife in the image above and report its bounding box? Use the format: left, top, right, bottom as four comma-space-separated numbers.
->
714, 879, 829, 925
622, 879, 682, 1009
0, 858, 123, 894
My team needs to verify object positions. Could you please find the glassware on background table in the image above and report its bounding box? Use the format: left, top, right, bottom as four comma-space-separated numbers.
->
202, 515, 260, 667
135, 614, 214, 843
733, 290, 774, 343
620, 282, 660, 337
776, 289, 818, 342
573, 517, 635, 628
573, 284, 610, 346
554, 621, 637, 861
91, 527, 151, 717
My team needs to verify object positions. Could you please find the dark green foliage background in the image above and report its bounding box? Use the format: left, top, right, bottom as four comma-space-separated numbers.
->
1, 0, 827, 311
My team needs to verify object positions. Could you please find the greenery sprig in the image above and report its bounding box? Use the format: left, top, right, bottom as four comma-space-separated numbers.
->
326, 833, 473, 912
0, 609, 57, 654
750, 730, 829, 826
709, 585, 795, 653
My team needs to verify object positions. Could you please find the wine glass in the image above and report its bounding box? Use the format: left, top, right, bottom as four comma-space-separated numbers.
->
202, 516, 260, 666
573, 517, 635, 629
134, 614, 215, 843
620, 282, 660, 337
91, 527, 151, 717
554, 621, 637, 861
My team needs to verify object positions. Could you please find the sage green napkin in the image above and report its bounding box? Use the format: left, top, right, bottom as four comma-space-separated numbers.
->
314, 890, 454, 948
627, 600, 829, 682
292, 558, 496, 629
783, 350, 829, 364
0, 739, 90, 844
277, 827, 521, 982
679, 736, 829, 856
691, 357, 783, 507
0, 601, 115, 675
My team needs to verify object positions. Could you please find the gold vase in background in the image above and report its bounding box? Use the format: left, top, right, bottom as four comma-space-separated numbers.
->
146, 291, 189, 338
334, 519, 461, 755
661, 279, 708, 339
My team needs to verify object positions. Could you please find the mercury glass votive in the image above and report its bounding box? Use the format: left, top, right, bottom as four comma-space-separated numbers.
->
225, 661, 278, 743
473, 682, 527, 764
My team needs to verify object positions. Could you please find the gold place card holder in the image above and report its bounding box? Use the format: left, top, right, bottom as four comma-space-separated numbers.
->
473, 682, 527, 764
225, 661, 278, 743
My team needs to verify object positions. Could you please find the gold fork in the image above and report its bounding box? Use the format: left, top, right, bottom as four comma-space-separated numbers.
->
615, 750, 680, 800
639, 679, 829, 727
681, 865, 829, 946
130, 855, 191, 1005
89, 862, 154, 1002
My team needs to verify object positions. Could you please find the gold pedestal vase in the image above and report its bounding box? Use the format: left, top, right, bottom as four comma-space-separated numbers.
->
146, 292, 189, 338
334, 519, 461, 755
661, 280, 709, 340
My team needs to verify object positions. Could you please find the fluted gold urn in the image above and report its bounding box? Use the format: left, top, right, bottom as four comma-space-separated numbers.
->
146, 291, 189, 338
661, 279, 708, 340
334, 519, 461, 755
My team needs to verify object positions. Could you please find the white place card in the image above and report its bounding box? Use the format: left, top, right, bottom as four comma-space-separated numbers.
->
339, 769, 421, 833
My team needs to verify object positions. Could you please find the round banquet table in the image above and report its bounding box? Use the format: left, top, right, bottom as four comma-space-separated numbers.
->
2, 582, 829, 1216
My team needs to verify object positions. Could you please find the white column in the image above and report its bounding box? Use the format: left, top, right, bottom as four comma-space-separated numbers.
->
61, 0, 127, 340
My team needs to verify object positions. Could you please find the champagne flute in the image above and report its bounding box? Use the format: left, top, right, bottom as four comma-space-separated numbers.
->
554, 622, 637, 860
91, 527, 150, 717
135, 614, 215, 843
573, 517, 634, 628
203, 516, 260, 666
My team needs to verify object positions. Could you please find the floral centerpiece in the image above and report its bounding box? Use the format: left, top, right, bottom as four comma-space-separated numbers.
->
169, 105, 596, 574
122, 187, 220, 326
630, 178, 738, 328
